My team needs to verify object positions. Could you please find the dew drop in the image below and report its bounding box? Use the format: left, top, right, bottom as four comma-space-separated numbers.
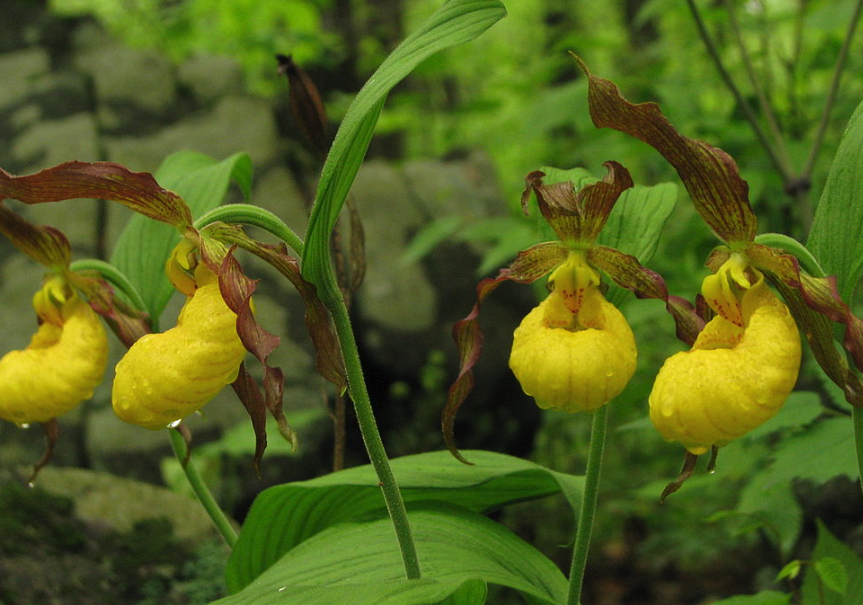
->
166, 419, 182, 429
18, 423, 30, 429
27, 482, 35, 489
278, 587, 287, 593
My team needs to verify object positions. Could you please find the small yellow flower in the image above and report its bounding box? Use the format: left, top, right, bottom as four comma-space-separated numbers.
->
112, 262, 247, 429
509, 252, 637, 413
649, 254, 801, 454
0, 277, 108, 424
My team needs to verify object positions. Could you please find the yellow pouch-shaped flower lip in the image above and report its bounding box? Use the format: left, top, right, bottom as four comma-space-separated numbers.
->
510, 283, 637, 413
0, 288, 108, 425
112, 269, 247, 430
649, 273, 801, 454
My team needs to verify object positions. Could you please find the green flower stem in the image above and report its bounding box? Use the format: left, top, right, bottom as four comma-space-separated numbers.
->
567, 404, 608, 605
327, 296, 422, 579
69, 258, 149, 314
854, 407, 863, 501
194, 204, 305, 256
168, 429, 238, 548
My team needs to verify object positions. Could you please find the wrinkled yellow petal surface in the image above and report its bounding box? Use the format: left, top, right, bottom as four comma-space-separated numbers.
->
0, 296, 108, 424
112, 281, 247, 429
509, 287, 637, 413
649, 280, 801, 454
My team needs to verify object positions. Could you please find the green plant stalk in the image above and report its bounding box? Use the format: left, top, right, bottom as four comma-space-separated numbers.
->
194, 204, 305, 256
69, 258, 149, 315
168, 428, 238, 548
327, 295, 422, 579
566, 404, 609, 605
854, 407, 863, 502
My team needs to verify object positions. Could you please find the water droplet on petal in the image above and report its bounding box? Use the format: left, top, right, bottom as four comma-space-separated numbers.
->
167, 419, 182, 429
18, 423, 30, 429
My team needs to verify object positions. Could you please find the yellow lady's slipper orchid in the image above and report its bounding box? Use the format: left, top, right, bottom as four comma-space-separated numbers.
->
0, 277, 108, 425
112, 263, 247, 429
649, 255, 801, 454
509, 252, 637, 413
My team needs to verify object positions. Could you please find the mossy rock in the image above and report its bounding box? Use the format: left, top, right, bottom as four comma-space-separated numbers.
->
30, 466, 231, 544
0, 469, 230, 604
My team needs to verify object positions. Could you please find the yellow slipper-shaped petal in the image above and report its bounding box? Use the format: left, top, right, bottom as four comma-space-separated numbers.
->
0, 293, 108, 424
649, 276, 801, 454
112, 275, 247, 429
510, 284, 637, 413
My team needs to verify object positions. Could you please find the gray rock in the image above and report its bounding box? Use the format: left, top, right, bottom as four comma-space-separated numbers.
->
402, 152, 502, 220
105, 96, 280, 173
178, 54, 245, 105
32, 466, 225, 544
250, 165, 309, 241
11, 112, 100, 172
353, 160, 437, 333
29, 70, 92, 118
74, 41, 177, 130
0, 48, 50, 111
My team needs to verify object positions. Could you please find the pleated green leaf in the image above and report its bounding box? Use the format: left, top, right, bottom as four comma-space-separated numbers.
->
301, 0, 506, 304
226, 450, 582, 592
807, 98, 863, 304
111, 151, 252, 321
216, 502, 567, 605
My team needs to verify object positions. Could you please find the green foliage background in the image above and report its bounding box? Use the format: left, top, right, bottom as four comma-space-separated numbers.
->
42, 0, 863, 601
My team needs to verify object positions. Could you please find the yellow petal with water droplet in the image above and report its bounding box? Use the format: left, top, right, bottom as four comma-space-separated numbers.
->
649, 280, 800, 454
0, 295, 108, 424
112, 281, 247, 429
510, 287, 637, 413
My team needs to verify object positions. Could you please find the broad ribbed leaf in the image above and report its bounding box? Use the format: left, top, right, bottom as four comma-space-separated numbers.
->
707, 591, 791, 605
302, 0, 507, 305
226, 450, 582, 593
598, 182, 677, 264
218, 502, 567, 605
768, 417, 858, 485
808, 98, 863, 304
111, 151, 252, 322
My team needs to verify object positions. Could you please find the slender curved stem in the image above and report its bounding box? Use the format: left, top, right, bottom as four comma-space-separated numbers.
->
194, 204, 305, 257
168, 429, 238, 548
69, 258, 149, 314
724, 0, 792, 168
685, 0, 794, 183
802, 0, 863, 179
566, 405, 609, 605
327, 296, 421, 579
853, 408, 863, 501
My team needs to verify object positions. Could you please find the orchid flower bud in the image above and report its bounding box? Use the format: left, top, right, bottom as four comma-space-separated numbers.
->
649, 255, 801, 454
0, 277, 108, 425
509, 252, 637, 413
